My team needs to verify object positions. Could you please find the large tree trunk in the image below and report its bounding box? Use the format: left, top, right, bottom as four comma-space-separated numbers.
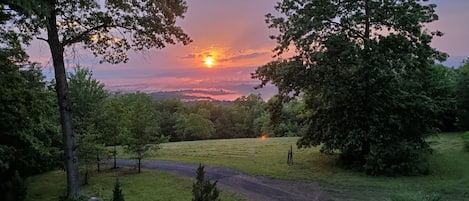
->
47, 9, 81, 199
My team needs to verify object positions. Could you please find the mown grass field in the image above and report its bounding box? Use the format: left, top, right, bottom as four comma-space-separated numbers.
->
28, 132, 469, 201
140, 132, 469, 201
26, 167, 243, 201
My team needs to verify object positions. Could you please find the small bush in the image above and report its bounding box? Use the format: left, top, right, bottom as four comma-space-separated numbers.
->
363, 141, 431, 176
462, 132, 469, 152
112, 179, 125, 201
3, 171, 28, 201
192, 164, 220, 201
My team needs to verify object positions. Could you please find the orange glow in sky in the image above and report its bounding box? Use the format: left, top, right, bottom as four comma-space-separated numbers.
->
26, 0, 469, 101
204, 57, 214, 68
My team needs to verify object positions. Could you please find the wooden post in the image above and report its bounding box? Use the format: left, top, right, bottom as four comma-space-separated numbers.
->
287, 145, 293, 166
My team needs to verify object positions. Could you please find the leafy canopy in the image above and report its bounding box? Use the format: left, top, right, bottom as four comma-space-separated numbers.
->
6, 0, 192, 63
456, 60, 469, 130
254, 0, 446, 175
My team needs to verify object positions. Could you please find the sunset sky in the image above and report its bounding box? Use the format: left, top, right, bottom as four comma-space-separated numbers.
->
28, 0, 469, 101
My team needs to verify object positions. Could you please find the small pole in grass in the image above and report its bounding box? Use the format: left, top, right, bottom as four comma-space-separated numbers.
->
287, 145, 293, 166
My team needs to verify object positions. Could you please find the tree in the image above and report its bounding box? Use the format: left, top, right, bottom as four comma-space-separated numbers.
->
174, 113, 215, 140
254, 0, 446, 175
276, 99, 307, 137
0, 60, 62, 200
3, 0, 191, 198
212, 106, 242, 139
265, 95, 286, 137
75, 130, 106, 185
121, 93, 160, 173
234, 94, 266, 137
1, 7, 62, 200
68, 67, 108, 133
426, 64, 457, 132
253, 111, 271, 136
456, 60, 469, 131
99, 95, 130, 169
154, 99, 184, 142
68, 67, 108, 180
111, 178, 125, 201
192, 164, 220, 201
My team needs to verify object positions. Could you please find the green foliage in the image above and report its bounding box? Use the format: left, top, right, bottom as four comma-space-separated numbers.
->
174, 113, 215, 140
68, 67, 109, 180
3, 171, 28, 201
191, 94, 268, 139
276, 99, 307, 137
426, 65, 457, 132
233, 94, 267, 137
5, 0, 192, 64
0, 55, 61, 174
152, 94, 268, 141
254, 0, 446, 175
154, 99, 184, 141
456, 60, 469, 130
99, 94, 131, 168
363, 141, 431, 176
68, 67, 108, 125
100, 95, 131, 145
119, 93, 161, 172
212, 106, 247, 139
192, 164, 220, 201
112, 179, 125, 201
0, 52, 62, 199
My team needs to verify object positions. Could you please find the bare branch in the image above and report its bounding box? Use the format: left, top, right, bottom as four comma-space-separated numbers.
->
37, 37, 48, 42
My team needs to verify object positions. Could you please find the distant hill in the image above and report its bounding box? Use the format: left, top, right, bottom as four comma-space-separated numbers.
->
148, 90, 234, 105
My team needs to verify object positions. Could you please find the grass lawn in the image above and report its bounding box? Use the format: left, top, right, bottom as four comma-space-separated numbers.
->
27, 133, 469, 201
135, 132, 469, 201
26, 168, 243, 201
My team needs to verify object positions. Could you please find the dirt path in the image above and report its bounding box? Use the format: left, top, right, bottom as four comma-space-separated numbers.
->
115, 159, 335, 201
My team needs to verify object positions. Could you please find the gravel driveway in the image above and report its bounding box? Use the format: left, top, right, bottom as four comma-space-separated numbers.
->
115, 159, 335, 201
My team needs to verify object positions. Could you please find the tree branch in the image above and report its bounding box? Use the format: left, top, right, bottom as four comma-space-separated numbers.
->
326, 20, 366, 40
37, 37, 48, 42
61, 23, 110, 46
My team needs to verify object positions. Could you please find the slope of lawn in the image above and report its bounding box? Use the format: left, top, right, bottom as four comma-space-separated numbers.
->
26, 168, 243, 201
140, 132, 469, 201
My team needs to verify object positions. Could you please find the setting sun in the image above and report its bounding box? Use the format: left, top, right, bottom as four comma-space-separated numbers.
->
204, 57, 214, 68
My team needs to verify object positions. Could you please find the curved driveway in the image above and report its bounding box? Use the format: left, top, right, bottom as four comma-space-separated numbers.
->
116, 159, 335, 201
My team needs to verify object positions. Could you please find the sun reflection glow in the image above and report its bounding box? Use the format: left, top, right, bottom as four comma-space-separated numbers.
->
259, 133, 268, 141
204, 57, 214, 68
